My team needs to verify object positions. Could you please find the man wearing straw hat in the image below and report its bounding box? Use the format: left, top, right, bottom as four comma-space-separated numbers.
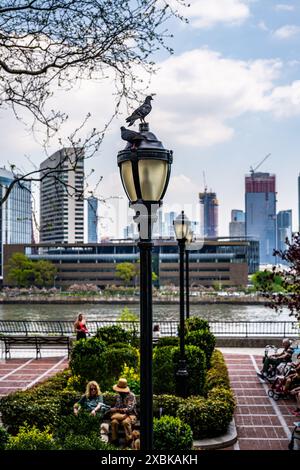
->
110, 378, 138, 446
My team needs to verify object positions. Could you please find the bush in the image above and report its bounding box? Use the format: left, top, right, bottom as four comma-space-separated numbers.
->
156, 336, 179, 348
95, 325, 134, 345
62, 433, 116, 450
70, 336, 107, 386
184, 317, 210, 334
120, 363, 140, 395
55, 412, 103, 444
0, 426, 9, 450
153, 395, 185, 418
153, 416, 193, 451
100, 345, 139, 391
204, 350, 230, 393
153, 346, 175, 395
5, 424, 59, 450
185, 330, 216, 367
177, 387, 235, 439
153, 345, 207, 396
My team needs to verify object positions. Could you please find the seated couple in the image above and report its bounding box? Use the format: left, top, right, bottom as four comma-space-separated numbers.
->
73, 378, 138, 447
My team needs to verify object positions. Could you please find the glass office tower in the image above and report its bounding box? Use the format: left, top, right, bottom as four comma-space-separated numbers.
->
87, 196, 98, 243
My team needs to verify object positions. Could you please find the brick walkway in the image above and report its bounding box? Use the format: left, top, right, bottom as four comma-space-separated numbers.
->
0, 356, 68, 396
224, 352, 298, 450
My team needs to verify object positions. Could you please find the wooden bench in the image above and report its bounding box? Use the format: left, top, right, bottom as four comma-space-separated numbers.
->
0, 335, 72, 360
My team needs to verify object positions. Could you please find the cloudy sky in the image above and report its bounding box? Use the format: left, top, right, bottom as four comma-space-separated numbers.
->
1, 0, 300, 239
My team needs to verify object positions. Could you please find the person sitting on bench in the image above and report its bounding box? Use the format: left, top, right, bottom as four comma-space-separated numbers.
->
110, 378, 137, 446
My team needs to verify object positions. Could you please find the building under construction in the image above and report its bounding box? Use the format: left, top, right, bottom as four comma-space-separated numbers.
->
199, 189, 219, 238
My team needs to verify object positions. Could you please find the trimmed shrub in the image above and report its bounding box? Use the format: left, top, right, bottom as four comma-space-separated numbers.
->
95, 325, 133, 345
153, 395, 185, 418
0, 426, 9, 450
172, 345, 207, 396
55, 412, 103, 444
177, 387, 235, 439
62, 433, 116, 450
153, 345, 207, 396
204, 349, 230, 393
70, 336, 107, 384
184, 317, 210, 334
185, 330, 216, 367
100, 345, 139, 391
153, 416, 193, 451
156, 336, 179, 348
153, 346, 175, 394
5, 424, 59, 450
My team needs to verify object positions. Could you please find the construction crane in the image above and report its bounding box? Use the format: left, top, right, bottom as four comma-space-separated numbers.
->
250, 153, 271, 175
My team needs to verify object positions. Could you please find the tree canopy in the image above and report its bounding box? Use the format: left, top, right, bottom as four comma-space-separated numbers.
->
251, 270, 284, 293
6, 252, 57, 288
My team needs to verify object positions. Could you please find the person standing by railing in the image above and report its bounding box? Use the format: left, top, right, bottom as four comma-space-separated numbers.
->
74, 313, 89, 340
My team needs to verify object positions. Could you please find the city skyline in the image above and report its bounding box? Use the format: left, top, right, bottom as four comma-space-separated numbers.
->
0, 1, 300, 238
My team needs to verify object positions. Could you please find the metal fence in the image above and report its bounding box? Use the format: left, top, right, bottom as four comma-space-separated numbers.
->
0, 320, 298, 338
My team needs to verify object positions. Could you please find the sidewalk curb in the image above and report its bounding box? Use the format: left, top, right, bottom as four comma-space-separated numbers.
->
193, 418, 237, 450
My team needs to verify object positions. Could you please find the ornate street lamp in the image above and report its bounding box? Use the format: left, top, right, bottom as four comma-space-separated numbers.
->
185, 231, 194, 320
118, 121, 173, 450
173, 211, 191, 397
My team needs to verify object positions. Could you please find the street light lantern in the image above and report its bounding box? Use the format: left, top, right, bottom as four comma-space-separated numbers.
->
117, 120, 173, 451
173, 211, 191, 241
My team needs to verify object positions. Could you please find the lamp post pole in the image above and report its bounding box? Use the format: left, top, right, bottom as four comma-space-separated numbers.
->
185, 249, 190, 320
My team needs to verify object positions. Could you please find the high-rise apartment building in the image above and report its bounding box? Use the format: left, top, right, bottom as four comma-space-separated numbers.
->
277, 210, 292, 255
245, 172, 276, 265
0, 167, 32, 277
199, 189, 218, 238
87, 196, 98, 243
229, 209, 245, 238
40, 148, 84, 243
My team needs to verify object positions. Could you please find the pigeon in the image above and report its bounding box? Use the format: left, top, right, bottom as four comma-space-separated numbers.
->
120, 126, 146, 148
126, 95, 153, 127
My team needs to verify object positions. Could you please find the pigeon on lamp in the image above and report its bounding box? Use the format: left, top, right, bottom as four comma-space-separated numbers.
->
126, 95, 153, 127
120, 126, 146, 149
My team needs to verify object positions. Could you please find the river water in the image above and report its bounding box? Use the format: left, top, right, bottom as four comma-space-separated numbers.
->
0, 302, 292, 322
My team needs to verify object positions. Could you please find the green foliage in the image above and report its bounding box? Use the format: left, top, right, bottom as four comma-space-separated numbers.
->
153, 395, 185, 418
251, 270, 284, 293
95, 324, 134, 344
100, 345, 139, 391
204, 350, 231, 393
0, 426, 9, 450
55, 412, 102, 444
184, 317, 210, 334
153, 416, 193, 451
6, 252, 57, 288
153, 346, 175, 394
120, 363, 140, 395
70, 336, 107, 385
5, 424, 59, 450
185, 329, 216, 367
153, 345, 207, 396
62, 432, 116, 450
172, 345, 207, 396
116, 262, 139, 285
156, 336, 179, 348
117, 306, 139, 323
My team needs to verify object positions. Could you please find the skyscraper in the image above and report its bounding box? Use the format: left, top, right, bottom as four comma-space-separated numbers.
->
199, 189, 218, 238
277, 210, 292, 255
245, 172, 276, 265
87, 196, 98, 243
229, 210, 245, 238
40, 148, 84, 243
0, 167, 32, 277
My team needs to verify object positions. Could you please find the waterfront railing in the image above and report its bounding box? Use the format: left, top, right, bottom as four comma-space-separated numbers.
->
0, 320, 298, 338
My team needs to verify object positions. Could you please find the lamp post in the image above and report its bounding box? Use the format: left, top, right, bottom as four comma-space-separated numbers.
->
117, 122, 173, 450
185, 231, 194, 320
173, 211, 191, 397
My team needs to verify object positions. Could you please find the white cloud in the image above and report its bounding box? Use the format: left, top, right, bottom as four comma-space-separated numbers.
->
176, 0, 250, 28
275, 4, 295, 11
269, 80, 300, 118
257, 21, 269, 32
274, 24, 300, 39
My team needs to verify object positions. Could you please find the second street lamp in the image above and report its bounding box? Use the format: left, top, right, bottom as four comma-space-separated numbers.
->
117, 121, 173, 450
173, 211, 191, 397
185, 231, 194, 320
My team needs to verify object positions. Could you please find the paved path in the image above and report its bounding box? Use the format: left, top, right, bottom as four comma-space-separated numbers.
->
0, 356, 68, 396
223, 351, 298, 450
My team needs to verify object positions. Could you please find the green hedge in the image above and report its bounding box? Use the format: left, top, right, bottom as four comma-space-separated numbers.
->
70, 337, 107, 385
204, 349, 231, 393
0, 426, 9, 450
62, 433, 116, 450
185, 330, 216, 367
100, 345, 139, 391
153, 345, 207, 396
153, 395, 185, 418
5, 424, 59, 450
156, 336, 179, 348
153, 416, 193, 451
95, 325, 135, 345
184, 317, 210, 334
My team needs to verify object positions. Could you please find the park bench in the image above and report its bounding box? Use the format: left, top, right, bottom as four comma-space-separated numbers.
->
0, 335, 72, 360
